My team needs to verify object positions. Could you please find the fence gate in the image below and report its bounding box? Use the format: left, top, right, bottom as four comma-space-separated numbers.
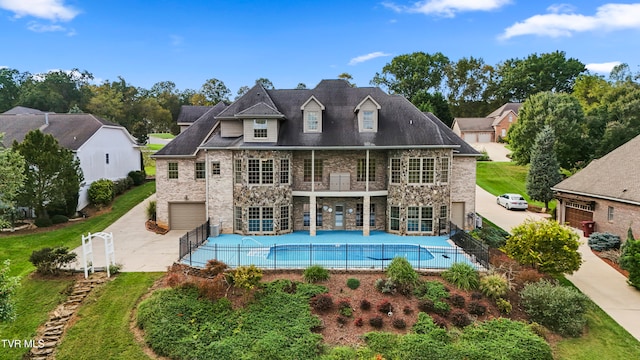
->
81, 232, 116, 278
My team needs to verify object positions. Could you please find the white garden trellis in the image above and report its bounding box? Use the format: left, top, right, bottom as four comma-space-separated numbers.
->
81, 232, 116, 278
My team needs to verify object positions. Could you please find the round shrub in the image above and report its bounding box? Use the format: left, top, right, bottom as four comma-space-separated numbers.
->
468, 301, 487, 316
417, 299, 434, 312
520, 279, 590, 337
392, 318, 407, 329
386, 257, 418, 290
588, 232, 621, 251
128, 170, 146, 186
336, 316, 348, 326
310, 294, 334, 312
34, 217, 53, 228
346, 278, 360, 290
374, 278, 396, 294
403, 306, 413, 315
50, 214, 69, 224
359, 299, 371, 311
369, 316, 384, 329
479, 273, 510, 299
450, 309, 472, 328
354, 317, 364, 327
450, 293, 466, 308
88, 178, 114, 207
303, 265, 329, 283
442, 262, 479, 290
376, 299, 393, 314
433, 300, 451, 316
496, 298, 512, 315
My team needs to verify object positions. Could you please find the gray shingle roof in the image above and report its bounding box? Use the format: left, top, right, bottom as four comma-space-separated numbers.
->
176, 105, 215, 124
235, 102, 284, 117
486, 103, 522, 118
155, 102, 228, 156
2, 106, 45, 115
453, 117, 495, 132
0, 113, 121, 150
198, 79, 478, 153
552, 134, 640, 204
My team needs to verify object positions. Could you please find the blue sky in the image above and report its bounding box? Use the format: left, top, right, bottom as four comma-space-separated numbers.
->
2, 0, 640, 95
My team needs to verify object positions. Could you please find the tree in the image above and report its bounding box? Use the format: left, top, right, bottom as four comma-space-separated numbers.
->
410, 90, 453, 126
509, 91, 587, 169
0, 68, 25, 113
444, 56, 496, 116
17, 69, 93, 112
495, 51, 585, 102
526, 126, 562, 209
0, 138, 26, 229
13, 130, 83, 219
295, 83, 307, 89
255, 78, 274, 89
235, 86, 250, 100
593, 82, 640, 157
371, 52, 450, 100
505, 219, 582, 276
620, 228, 640, 289
337, 73, 355, 87
572, 74, 612, 113
200, 78, 230, 105
0, 260, 20, 322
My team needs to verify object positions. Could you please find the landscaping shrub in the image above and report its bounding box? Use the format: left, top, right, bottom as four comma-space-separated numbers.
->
403, 306, 413, 315
431, 315, 448, 329
303, 265, 330, 283
433, 301, 451, 316
441, 262, 479, 290
369, 316, 384, 329
473, 226, 510, 248
386, 257, 418, 291
374, 278, 396, 294
113, 177, 133, 195
146, 200, 157, 222
88, 178, 115, 207
414, 280, 449, 301
192, 275, 227, 302
310, 294, 334, 312
164, 272, 188, 287
467, 301, 487, 316
513, 269, 545, 289
588, 232, 621, 251
0, 260, 20, 322
520, 279, 590, 337
412, 312, 450, 341
34, 217, 53, 228
417, 299, 434, 312
479, 273, 510, 299
621, 232, 640, 289
457, 318, 553, 360
496, 298, 512, 314
230, 265, 262, 292
50, 214, 69, 224
599, 249, 621, 264
336, 315, 349, 326
128, 170, 146, 186
377, 299, 393, 314
338, 299, 353, 317
29, 246, 77, 275
470, 291, 483, 300
450, 309, 472, 328
203, 259, 228, 277
354, 317, 364, 327
346, 277, 360, 290
359, 299, 371, 311
392, 318, 407, 329
449, 293, 466, 308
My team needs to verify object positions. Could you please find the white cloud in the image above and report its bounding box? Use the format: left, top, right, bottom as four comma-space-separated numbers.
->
586, 61, 622, 73
27, 21, 65, 32
383, 0, 512, 17
0, 0, 79, 21
349, 52, 392, 65
501, 3, 640, 39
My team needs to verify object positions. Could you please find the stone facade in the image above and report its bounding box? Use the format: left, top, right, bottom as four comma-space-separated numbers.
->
450, 156, 477, 230
156, 154, 207, 228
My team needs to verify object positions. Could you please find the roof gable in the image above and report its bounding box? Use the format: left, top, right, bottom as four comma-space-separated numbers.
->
354, 95, 381, 112
216, 84, 277, 119
177, 105, 214, 124
452, 117, 494, 131
235, 102, 284, 118
300, 95, 325, 110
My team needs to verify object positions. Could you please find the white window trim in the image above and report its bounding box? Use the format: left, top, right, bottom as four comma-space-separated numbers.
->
253, 119, 268, 139
247, 158, 274, 185
406, 206, 434, 234
408, 157, 435, 184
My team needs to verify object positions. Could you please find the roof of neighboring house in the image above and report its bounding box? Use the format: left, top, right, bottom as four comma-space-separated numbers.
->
0, 113, 126, 150
552, 134, 640, 205
155, 102, 228, 156
486, 103, 522, 119
196, 79, 478, 153
176, 105, 215, 124
2, 106, 46, 115
452, 117, 495, 132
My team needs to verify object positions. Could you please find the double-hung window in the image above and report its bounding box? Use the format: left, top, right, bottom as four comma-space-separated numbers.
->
280, 159, 290, 184
439, 158, 449, 183
248, 159, 273, 185
357, 159, 376, 181
303, 159, 323, 182
390, 158, 401, 184
306, 111, 319, 131
211, 161, 221, 175
253, 119, 267, 138
362, 111, 374, 130
248, 207, 274, 233
408, 158, 435, 184
195, 162, 206, 179
407, 206, 433, 233
168, 162, 178, 179
389, 206, 400, 231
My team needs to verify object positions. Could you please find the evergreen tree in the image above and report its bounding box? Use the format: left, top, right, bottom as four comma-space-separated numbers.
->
12, 130, 83, 219
526, 126, 562, 209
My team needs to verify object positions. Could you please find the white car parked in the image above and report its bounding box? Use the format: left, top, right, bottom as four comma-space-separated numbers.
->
497, 193, 528, 210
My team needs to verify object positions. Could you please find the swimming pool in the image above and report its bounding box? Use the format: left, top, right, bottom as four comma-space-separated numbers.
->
266, 243, 435, 262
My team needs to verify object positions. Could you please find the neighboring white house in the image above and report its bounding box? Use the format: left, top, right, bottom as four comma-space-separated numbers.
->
0, 108, 142, 211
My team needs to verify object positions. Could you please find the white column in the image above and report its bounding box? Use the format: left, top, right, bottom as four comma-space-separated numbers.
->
363, 195, 371, 236
310, 195, 317, 236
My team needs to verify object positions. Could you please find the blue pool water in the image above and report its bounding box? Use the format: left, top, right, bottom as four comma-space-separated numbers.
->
267, 243, 434, 262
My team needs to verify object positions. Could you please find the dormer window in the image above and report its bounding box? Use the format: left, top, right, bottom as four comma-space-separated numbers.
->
301, 95, 325, 133
355, 95, 381, 132
253, 119, 267, 138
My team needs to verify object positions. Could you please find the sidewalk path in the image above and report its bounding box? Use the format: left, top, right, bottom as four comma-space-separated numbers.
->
476, 185, 640, 341
71, 194, 182, 272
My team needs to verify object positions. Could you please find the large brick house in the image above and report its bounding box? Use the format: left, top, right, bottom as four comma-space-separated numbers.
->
451, 103, 521, 143
553, 134, 640, 239
154, 80, 480, 235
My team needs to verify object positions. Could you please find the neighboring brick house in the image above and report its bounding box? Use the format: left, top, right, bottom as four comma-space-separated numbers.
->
451, 103, 521, 143
553, 134, 640, 239
154, 80, 480, 235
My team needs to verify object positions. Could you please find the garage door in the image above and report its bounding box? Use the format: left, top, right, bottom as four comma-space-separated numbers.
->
565, 207, 593, 229
478, 133, 492, 143
169, 202, 206, 230
463, 133, 477, 143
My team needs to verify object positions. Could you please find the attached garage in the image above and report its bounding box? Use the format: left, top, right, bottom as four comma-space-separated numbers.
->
564, 206, 593, 229
477, 133, 492, 143
463, 133, 477, 143
169, 202, 206, 230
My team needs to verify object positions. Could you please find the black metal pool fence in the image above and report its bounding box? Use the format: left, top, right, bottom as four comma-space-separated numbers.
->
178, 221, 489, 270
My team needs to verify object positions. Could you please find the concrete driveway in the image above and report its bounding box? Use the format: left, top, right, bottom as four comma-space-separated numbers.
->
469, 142, 511, 162
71, 194, 183, 272
475, 185, 640, 341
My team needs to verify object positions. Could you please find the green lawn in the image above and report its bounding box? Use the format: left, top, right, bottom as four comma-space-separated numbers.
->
146, 143, 164, 151
55, 273, 163, 360
148, 133, 175, 140
476, 162, 556, 210
0, 182, 155, 360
